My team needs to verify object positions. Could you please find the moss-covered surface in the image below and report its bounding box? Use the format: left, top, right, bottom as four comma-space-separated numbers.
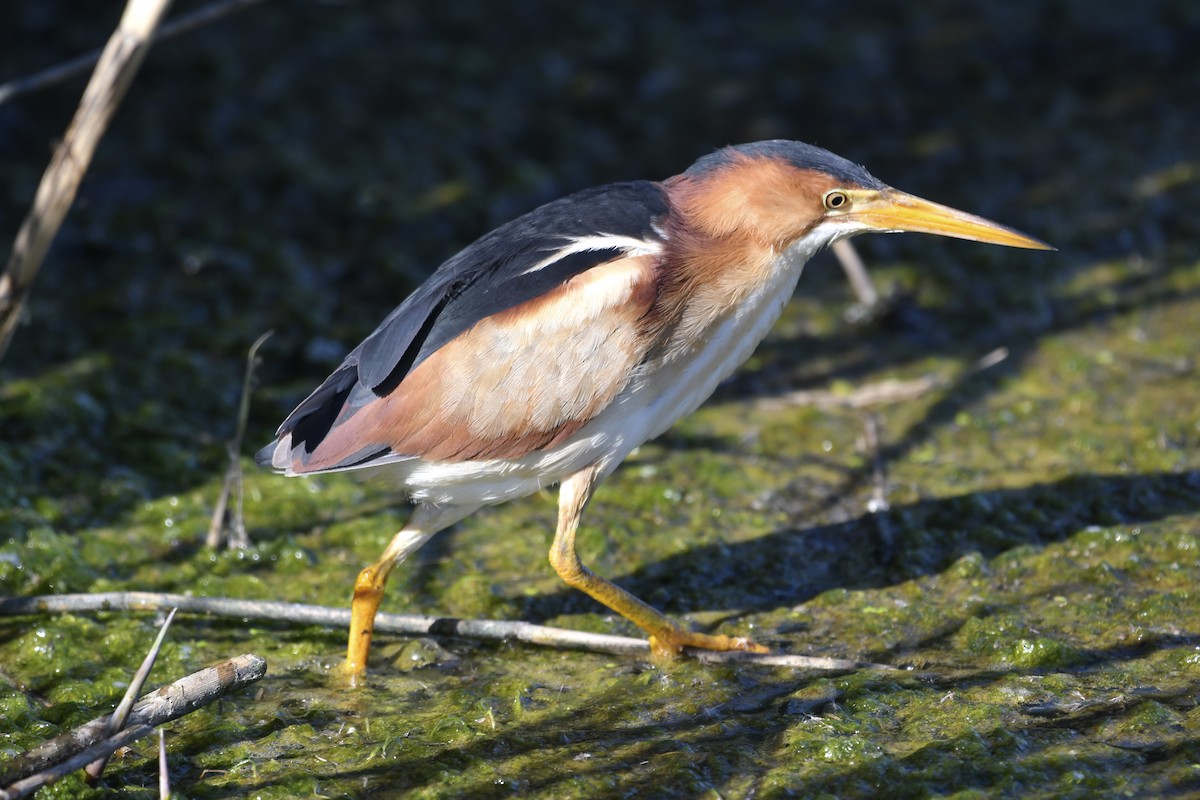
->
2, 1, 1199, 797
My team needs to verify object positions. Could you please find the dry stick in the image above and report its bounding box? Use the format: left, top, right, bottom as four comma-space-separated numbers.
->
759, 346, 1010, 411
0, 0, 174, 361
831, 240, 879, 308
1, 725, 157, 800
206, 330, 273, 549
0, 653, 266, 791
0, 592, 891, 671
0, 0, 268, 106
85, 608, 177, 782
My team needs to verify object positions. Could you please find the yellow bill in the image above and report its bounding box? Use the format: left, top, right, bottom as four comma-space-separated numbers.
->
845, 189, 1054, 250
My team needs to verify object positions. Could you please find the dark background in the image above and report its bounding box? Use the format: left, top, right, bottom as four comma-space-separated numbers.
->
3, 1, 1195, 519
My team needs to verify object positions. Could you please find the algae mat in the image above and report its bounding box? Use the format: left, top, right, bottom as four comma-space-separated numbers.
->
2, 1, 1198, 797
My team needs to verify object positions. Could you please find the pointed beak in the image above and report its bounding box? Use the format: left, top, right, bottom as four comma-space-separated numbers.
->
847, 189, 1054, 250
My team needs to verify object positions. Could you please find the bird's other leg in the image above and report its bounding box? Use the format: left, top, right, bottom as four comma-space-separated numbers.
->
550, 464, 768, 659
344, 502, 476, 678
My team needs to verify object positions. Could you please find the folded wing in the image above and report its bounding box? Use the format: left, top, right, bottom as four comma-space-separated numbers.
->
259, 181, 670, 473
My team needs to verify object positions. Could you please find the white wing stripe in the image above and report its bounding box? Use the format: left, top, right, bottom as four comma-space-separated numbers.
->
519, 234, 664, 275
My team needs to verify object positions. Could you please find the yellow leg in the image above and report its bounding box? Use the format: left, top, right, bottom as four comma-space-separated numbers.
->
550, 465, 768, 659
342, 503, 476, 678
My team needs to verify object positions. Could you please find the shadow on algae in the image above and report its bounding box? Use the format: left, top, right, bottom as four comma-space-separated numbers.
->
2, 0, 1200, 798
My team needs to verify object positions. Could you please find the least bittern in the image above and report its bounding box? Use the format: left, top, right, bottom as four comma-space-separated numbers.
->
258, 140, 1051, 675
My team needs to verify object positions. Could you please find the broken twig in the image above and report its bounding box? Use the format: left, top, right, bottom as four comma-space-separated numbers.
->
85, 608, 176, 781
207, 330, 273, 549
0, 653, 266, 792
1, 725, 156, 800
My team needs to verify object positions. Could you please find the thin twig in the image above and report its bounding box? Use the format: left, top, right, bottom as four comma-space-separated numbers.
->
0, 0, 269, 106
207, 330, 273, 549
85, 608, 176, 781
690, 649, 888, 670
0, 654, 266, 791
158, 729, 169, 800
0, 0, 174, 361
831, 239, 878, 308
759, 346, 1009, 411
0, 592, 893, 671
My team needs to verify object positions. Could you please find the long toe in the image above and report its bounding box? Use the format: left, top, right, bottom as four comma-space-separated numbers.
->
649, 627, 769, 659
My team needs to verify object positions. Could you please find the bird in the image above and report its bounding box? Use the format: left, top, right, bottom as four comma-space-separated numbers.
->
257, 140, 1052, 676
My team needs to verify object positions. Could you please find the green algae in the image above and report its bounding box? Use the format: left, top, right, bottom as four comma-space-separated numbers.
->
6, 266, 1199, 798
4, 1, 1200, 798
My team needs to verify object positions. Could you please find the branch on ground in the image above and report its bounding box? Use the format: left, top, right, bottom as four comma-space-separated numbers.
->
0, 653, 266, 795
0, 592, 894, 671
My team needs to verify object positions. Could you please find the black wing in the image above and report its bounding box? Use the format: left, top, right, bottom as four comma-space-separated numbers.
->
257, 180, 670, 468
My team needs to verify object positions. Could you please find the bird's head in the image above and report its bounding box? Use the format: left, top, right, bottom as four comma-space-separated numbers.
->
667, 140, 1052, 253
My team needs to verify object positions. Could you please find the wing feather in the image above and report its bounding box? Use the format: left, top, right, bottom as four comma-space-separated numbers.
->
259, 181, 669, 473
306, 253, 659, 466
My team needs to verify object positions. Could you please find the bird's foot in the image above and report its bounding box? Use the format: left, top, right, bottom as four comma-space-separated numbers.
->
648, 626, 769, 660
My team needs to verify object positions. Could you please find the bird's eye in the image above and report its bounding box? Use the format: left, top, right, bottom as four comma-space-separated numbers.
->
823, 190, 849, 210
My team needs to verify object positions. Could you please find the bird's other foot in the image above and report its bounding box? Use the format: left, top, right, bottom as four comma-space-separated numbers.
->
648, 626, 769, 660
